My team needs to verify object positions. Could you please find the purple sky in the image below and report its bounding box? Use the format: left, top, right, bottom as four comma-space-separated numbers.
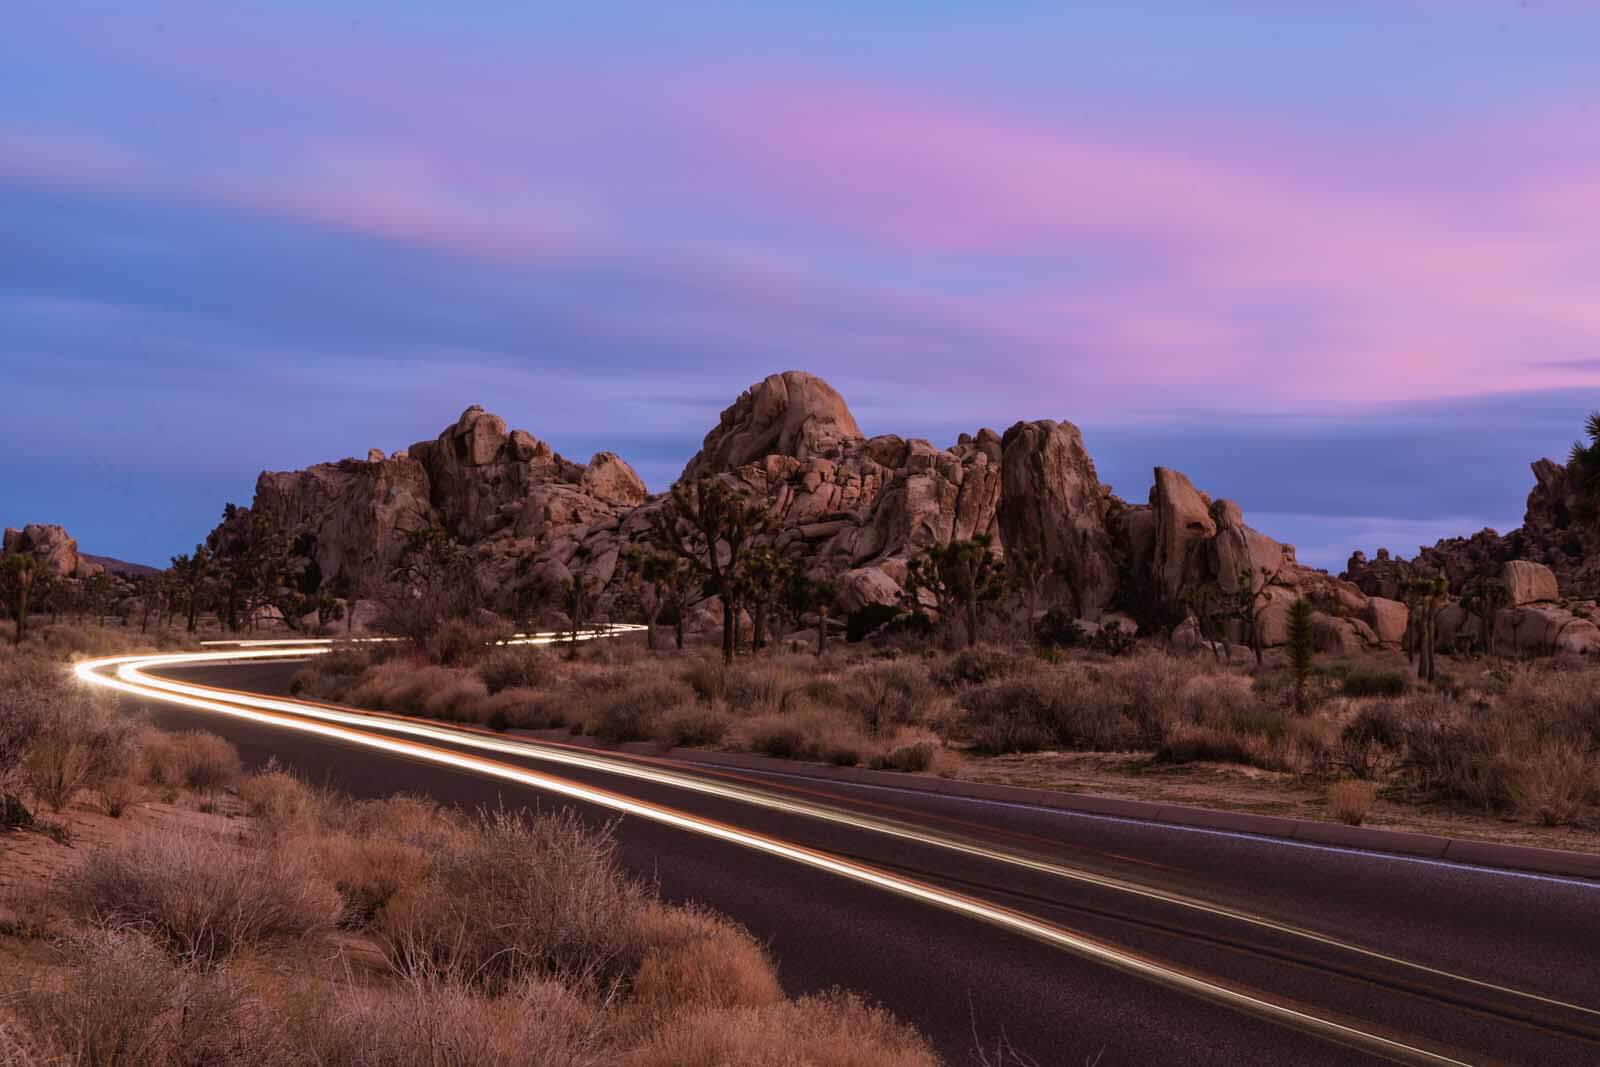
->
4, 1, 1599, 569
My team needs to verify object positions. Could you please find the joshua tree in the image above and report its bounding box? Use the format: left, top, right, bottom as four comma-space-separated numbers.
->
647, 477, 773, 665
1406, 576, 1449, 683
783, 574, 838, 656
562, 574, 599, 658
1287, 597, 1316, 714
168, 546, 213, 633
382, 525, 480, 642
1568, 411, 1600, 522
904, 535, 1006, 649
623, 547, 698, 652
737, 546, 792, 653
2, 555, 37, 645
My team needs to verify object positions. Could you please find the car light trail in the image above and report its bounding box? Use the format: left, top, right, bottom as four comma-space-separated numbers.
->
73, 644, 1487, 1066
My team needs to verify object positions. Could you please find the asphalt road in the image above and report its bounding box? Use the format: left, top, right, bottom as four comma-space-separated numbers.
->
113, 657, 1600, 1067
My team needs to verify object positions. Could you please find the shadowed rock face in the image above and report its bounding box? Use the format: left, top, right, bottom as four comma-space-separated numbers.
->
225, 372, 1415, 649
2, 523, 93, 579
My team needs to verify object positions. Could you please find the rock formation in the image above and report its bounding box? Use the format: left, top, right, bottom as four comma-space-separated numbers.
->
223, 370, 1425, 652
2, 524, 97, 579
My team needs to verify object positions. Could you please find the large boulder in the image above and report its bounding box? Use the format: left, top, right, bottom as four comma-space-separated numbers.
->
1150, 468, 1217, 602
682, 371, 863, 481
1493, 605, 1600, 657
581, 452, 648, 508
1365, 597, 1409, 645
1502, 560, 1559, 606
997, 419, 1117, 618
1210, 499, 1294, 596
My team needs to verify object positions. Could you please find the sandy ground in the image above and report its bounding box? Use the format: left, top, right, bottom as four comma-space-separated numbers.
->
943, 750, 1600, 855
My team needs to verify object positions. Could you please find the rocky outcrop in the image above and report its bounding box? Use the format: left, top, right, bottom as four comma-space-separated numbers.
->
2, 524, 95, 579
1494, 605, 1600, 658
681, 371, 863, 482
225, 372, 1401, 649
996, 420, 1116, 619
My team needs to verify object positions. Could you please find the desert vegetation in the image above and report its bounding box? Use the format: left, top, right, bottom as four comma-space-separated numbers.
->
0, 640, 939, 1066
287, 620, 1600, 837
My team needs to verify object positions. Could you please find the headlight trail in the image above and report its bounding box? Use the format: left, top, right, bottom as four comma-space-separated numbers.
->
87, 646, 1600, 1037
75, 645, 1476, 1067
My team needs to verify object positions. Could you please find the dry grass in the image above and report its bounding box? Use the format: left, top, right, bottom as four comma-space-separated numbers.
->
63, 826, 342, 966
622, 991, 940, 1067
1326, 779, 1379, 825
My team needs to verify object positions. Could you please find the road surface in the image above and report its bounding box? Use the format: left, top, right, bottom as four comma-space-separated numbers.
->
77, 646, 1600, 1067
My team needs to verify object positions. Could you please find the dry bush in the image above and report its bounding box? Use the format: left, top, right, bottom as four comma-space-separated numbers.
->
100, 774, 142, 817
739, 703, 874, 766
311, 975, 602, 1067
622, 990, 939, 1067
63, 827, 341, 966
9, 683, 135, 812
681, 656, 727, 703
870, 741, 937, 773
654, 703, 734, 747
426, 619, 504, 667
477, 645, 555, 694
344, 793, 459, 850
930, 645, 1032, 690
238, 767, 330, 833
10, 926, 297, 1067
141, 728, 241, 795
480, 686, 564, 730
590, 680, 694, 743
625, 903, 782, 1023
724, 659, 813, 713
843, 662, 938, 735
960, 670, 1134, 754
302, 832, 436, 930
1509, 740, 1595, 826
1327, 779, 1378, 825
422, 676, 490, 721
379, 807, 648, 992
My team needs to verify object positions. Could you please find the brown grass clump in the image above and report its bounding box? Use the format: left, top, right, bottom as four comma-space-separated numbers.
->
238, 765, 330, 833
312, 975, 602, 1067
654, 703, 734, 747
15, 687, 134, 812
625, 903, 782, 1024
622, 990, 940, 1067
141, 728, 241, 795
590, 680, 695, 742
740, 703, 875, 766
63, 826, 342, 966
477, 644, 555, 694
1327, 779, 1379, 826
379, 807, 648, 991
1509, 740, 1596, 826
10, 926, 298, 1067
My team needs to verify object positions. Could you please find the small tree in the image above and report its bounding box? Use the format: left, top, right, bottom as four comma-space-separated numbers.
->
1567, 411, 1600, 522
647, 478, 773, 665
1287, 597, 1316, 714
381, 525, 480, 643
169, 546, 213, 633
1407, 576, 1448, 683
2, 555, 38, 645
904, 535, 1006, 649
737, 546, 792, 653
562, 574, 598, 658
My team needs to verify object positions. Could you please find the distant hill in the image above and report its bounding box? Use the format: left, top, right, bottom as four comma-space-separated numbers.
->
81, 553, 162, 578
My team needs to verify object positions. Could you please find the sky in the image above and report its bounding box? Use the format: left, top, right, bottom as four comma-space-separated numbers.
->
3, 1, 1599, 570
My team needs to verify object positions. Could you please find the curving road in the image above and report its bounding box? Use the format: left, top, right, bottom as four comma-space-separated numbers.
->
77, 644, 1600, 1067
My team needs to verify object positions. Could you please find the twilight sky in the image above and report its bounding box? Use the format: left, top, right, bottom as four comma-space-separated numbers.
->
4, 1, 1599, 569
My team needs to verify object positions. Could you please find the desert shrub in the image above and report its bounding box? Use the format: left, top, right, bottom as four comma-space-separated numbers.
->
477, 645, 554, 695
239, 767, 329, 832
1336, 703, 1405, 780
847, 602, 902, 643
480, 687, 563, 731
426, 619, 499, 667
869, 741, 935, 773
1341, 670, 1411, 699
623, 990, 938, 1067
681, 657, 726, 703
1508, 740, 1595, 826
288, 646, 375, 700
654, 704, 734, 747
740, 705, 872, 766
1089, 619, 1137, 656
12, 685, 134, 812
1034, 608, 1083, 650
379, 807, 647, 992
1327, 779, 1378, 825
311, 975, 600, 1067
844, 662, 936, 734
0, 683, 49, 823
930, 645, 1029, 689
100, 774, 141, 817
306, 833, 435, 930
146, 731, 241, 794
11, 927, 297, 1067
1154, 726, 1253, 765
960, 671, 1135, 754
422, 676, 490, 721
591, 681, 693, 743
1395, 697, 1517, 811
626, 903, 782, 1022
64, 827, 341, 966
